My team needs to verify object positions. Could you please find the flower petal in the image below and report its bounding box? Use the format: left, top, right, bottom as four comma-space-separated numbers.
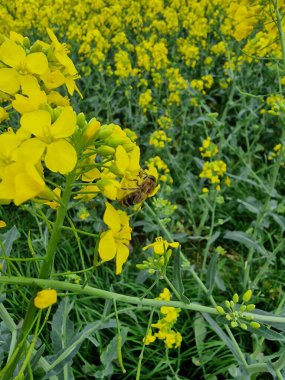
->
0, 40, 25, 68
116, 243, 129, 274
0, 68, 20, 94
20, 110, 51, 138
103, 202, 121, 231
98, 230, 117, 261
50, 106, 76, 138
45, 140, 77, 174
25, 52, 49, 75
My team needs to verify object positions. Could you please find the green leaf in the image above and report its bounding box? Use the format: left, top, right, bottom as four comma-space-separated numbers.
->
224, 230, 267, 256
173, 248, 190, 303
206, 253, 218, 294
247, 326, 285, 341
202, 313, 245, 367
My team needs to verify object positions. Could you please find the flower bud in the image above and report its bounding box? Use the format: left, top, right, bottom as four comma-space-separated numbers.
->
23, 37, 30, 48
107, 137, 128, 147
225, 300, 231, 309
83, 118, 100, 144
239, 305, 246, 312
232, 294, 239, 303
96, 145, 115, 156
246, 304, 255, 311
216, 306, 225, 314
97, 124, 114, 140
77, 112, 86, 128
230, 321, 238, 328
250, 321, 260, 329
240, 323, 247, 330
242, 290, 252, 303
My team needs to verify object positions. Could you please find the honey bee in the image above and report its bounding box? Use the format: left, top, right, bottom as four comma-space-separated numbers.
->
119, 172, 157, 207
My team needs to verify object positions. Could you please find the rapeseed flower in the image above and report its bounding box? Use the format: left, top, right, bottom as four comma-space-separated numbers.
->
34, 289, 57, 309
98, 203, 132, 274
20, 106, 77, 174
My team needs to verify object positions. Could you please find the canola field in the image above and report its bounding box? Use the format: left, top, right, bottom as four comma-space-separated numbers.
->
0, 1, 285, 379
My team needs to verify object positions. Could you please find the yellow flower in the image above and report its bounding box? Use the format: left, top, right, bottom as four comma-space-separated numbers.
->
0, 221, 7, 228
98, 203, 132, 274
20, 106, 77, 174
0, 39, 48, 95
12, 75, 47, 114
34, 289, 57, 309
143, 237, 179, 255
158, 288, 171, 301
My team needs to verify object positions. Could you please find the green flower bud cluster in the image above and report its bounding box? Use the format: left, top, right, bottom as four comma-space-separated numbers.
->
136, 249, 172, 274
216, 290, 261, 330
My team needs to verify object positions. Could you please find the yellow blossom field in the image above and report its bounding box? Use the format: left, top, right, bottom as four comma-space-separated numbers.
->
0, 1, 285, 379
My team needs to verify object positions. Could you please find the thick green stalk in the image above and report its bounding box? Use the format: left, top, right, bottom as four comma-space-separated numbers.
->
2, 276, 285, 324
1, 171, 76, 380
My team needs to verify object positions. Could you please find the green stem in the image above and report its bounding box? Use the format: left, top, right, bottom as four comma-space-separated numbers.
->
2, 276, 285, 324
1, 171, 76, 380
225, 325, 248, 370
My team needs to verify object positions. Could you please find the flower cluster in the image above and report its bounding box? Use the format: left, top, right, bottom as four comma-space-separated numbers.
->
0, 30, 159, 275
0, 30, 80, 205
216, 290, 261, 330
137, 237, 179, 274
144, 288, 182, 349
149, 130, 171, 149
199, 138, 230, 192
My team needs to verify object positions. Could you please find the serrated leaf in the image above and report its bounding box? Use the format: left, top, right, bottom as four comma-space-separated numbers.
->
51, 298, 75, 353
44, 319, 117, 379
224, 230, 267, 256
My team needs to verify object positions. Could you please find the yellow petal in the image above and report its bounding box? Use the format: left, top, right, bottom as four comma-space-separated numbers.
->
0, 40, 25, 68
25, 52, 49, 75
41, 70, 66, 90
0, 68, 20, 94
115, 145, 129, 174
103, 202, 121, 231
20, 75, 40, 95
13, 138, 46, 165
34, 289, 57, 309
20, 110, 51, 138
116, 243, 129, 274
0, 220, 7, 228
14, 164, 46, 205
45, 140, 77, 174
128, 146, 140, 172
98, 230, 117, 261
50, 106, 76, 139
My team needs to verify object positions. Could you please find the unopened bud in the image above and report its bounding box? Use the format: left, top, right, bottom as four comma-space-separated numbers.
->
216, 306, 225, 315
232, 294, 239, 303
97, 124, 114, 140
250, 321, 260, 329
96, 145, 115, 156
83, 118, 100, 144
77, 112, 86, 128
243, 290, 252, 303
